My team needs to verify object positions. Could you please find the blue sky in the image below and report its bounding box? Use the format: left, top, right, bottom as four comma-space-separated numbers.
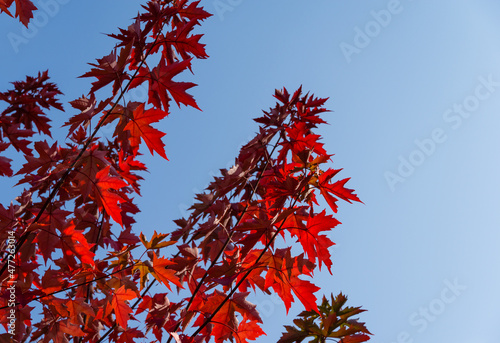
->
2, 0, 500, 342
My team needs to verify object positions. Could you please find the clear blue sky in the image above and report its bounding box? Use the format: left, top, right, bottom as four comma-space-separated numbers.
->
2, 0, 500, 342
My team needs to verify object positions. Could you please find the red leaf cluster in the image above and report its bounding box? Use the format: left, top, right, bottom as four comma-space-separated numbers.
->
0, 0, 37, 27
0, 1, 369, 343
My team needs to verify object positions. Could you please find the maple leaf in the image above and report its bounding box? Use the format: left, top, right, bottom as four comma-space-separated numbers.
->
39, 268, 70, 295
129, 58, 200, 111
176, 0, 212, 22
117, 148, 146, 194
107, 18, 147, 68
124, 103, 168, 159
0, 0, 14, 16
196, 291, 261, 343
236, 319, 266, 343
0, 70, 63, 136
231, 292, 262, 323
57, 224, 95, 267
277, 293, 371, 343
116, 226, 140, 246
50, 320, 87, 342
150, 254, 183, 291
0, 0, 37, 27
287, 210, 340, 273
66, 298, 95, 326
73, 144, 109, 201
79, 45, 132, 95
0, 142, 13, 176
111, 286, 137, 329
63, 94, 99, 135
196, 291, 237, 343
141, 293, 172, 340
2, 122, 34, 155
15, 0, 36, 26
257, 249, 320, 313
132, 262, 150, 290
162, 19, 208, 61
16, 140, 60, 177
31, 206, 71, 262
0, 203, 16, 233
277, 326, 309, 343
94, 165, 128, 225
117, 327, 145, 343
340, 335, 371, 343
318, 169, 361, 213
140, 230, 176, 250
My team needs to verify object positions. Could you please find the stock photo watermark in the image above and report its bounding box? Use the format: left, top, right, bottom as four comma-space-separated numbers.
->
388, 278, 466, 343
385, 74, 499, 192
339, 0, 416, 63
4, 231, 17, 336
7, 0, 71, 54
212, 0, 244, 21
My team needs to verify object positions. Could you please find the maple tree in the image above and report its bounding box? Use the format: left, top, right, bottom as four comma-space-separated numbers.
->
0, 1, 371, 342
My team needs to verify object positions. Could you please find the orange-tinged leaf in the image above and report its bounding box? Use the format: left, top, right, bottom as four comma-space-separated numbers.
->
66, 298, 95, 325
140, 230, 176, 250
151, 255, 183, 290
59, 320, 86, 337
132, 262, 150, 290
237, 319, 266, 343
111, 286, 136, 329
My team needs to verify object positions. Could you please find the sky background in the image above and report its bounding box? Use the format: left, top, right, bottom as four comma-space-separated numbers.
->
2, 0, 500, 342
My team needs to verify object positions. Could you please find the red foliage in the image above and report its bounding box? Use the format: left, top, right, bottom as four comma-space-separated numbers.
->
0, 0, 37, 27
0, 1, 370, 342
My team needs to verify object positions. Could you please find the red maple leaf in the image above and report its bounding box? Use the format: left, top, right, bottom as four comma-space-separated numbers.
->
197, 291, 262, 343
63, 94, 98, 135
16, 140, 59, 177
287, 210, 340, 273
15, 0, 36, 26
175, 0, 212, 22
111, 286, 137, 329
0, 70, 63, 136
124, 103, 168, 159
341, 334, 371, 343
151, 254, 183, 291
163, 19, 208, 61
0, 142, 12, 176
259, 249, 320, 313
94, 165, 128, 226
129, 58, 200, 111
318, 169, 361, 213
31, 206, 71, 262
117, 327, 145, 343
236, 318, 266, 343
66, 298, 95, 325
0, 0, 37, 27
57, 224, 96, 267
0, 0, 14, 16
79, 45, 132, 95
